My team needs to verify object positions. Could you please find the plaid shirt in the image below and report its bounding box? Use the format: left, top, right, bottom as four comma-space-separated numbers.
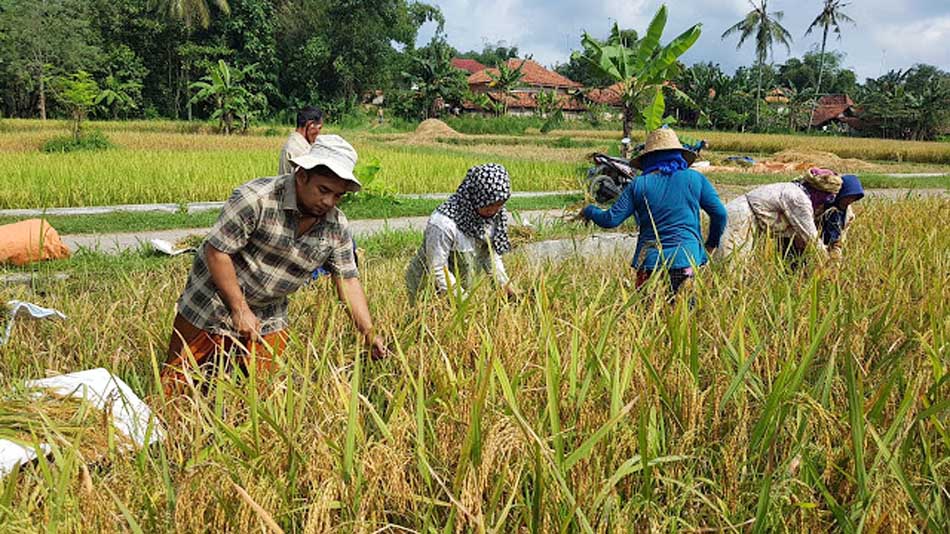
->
177, 175, 358, 336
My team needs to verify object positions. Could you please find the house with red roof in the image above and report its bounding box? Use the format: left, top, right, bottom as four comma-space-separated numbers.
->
463, 59, 586, 116
811, 94, 861, 130
451, 58, 487, 74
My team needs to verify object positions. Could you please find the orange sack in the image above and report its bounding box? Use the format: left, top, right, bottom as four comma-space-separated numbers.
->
0, 218, 71, 265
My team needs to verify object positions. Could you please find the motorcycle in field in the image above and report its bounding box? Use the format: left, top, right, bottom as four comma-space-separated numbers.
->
585, 139, 708, 204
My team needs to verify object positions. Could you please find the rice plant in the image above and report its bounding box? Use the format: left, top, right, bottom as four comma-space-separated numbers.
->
0, 197, 946, 532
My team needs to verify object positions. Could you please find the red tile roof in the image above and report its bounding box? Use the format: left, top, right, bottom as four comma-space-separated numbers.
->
586, 82, 624, 107
451, 58, 487, 74
811, 94, 857, 127
463, 91, 587, 112
467, 59, 583, 89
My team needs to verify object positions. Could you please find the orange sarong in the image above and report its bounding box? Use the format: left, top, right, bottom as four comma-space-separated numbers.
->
162, 314, 288, 395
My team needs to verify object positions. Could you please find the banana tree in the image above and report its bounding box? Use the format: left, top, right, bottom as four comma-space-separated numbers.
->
574, 6, 701, 157
189, 60, 259, 135
486, 60, 526, 115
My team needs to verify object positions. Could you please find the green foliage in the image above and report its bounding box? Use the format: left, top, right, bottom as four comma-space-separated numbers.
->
858, 66, 950, 140
51, 71, 100, 141
721, 1, 794, 128
189, 60, 266, 134
456, 42, 520, 69
574, 6, 702, 151
395, 37, 469, 120
41, 130, 113, 153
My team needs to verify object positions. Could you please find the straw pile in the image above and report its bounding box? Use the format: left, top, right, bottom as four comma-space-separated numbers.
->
768, 149, 874, 172
408, 119, 463, 142
0, 391, 128, 460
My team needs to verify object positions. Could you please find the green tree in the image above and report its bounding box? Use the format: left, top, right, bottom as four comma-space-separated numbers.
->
95, 75, 140, 119
534, 89, 559, 118
721, 0, 793, 128
189, 59, 262, 134
276, 0, 443, 110
859, 66, 950, 140
0, 0, 100, 119
51, 71, 99, 141
458, 42, 520, 68
159, 0, 230, 29
486, 60, 526, 115
805, 0, 855, 130
399, 37, 468, 119
575, 6, 701, 156
557, 26, 638, 87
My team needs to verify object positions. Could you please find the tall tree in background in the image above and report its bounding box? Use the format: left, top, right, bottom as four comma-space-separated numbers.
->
0, 0, 100, 119
160, 0, 230, 29
576, 7, 701, 156
721, 0, 793, 128
805, 0, 854, 130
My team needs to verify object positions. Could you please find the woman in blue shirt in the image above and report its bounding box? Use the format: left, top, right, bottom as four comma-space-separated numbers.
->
580, 127, 727, 297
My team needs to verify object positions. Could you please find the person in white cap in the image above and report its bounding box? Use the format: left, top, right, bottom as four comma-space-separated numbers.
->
163, 135, 386, 394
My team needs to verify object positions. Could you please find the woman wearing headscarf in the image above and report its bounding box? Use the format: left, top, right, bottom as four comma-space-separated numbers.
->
406, 163, 517, 302
714, 168, 843, 261
819, 174, 865, 258
578, 127, 728, 297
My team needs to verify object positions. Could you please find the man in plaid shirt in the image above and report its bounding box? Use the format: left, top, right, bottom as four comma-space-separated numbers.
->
163, 135, 386, 393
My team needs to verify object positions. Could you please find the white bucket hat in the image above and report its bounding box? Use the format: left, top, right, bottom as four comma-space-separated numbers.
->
289, 134, 362, 191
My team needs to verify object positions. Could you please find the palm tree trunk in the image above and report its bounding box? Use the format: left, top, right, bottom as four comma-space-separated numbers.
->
38, 67, 46, 121
755, 58, 763, 128
808, 25, 830, 132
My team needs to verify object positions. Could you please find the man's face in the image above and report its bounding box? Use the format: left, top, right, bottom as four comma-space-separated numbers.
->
304, 120, 323, 144
295, 168, 349, 218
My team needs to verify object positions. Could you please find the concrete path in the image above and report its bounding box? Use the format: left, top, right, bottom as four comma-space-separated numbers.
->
0, 191, 584, 218
60, 209, 570, 255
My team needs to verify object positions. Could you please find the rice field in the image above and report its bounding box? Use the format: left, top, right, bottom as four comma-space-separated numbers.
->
0, 197, 947, 532
0, 119, 947, 209
547, 128, 950, 165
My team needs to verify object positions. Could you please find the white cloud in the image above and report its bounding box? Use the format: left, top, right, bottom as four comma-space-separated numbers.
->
419, 0, 950, 78
872, 16, 950, 70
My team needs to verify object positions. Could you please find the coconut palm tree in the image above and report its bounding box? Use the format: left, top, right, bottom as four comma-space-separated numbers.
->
161, 0, 230, 29
805, 0, 855, 130
721, 1, 793, 128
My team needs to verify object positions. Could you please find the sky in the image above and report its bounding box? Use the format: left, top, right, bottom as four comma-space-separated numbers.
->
416, 0, 950, 81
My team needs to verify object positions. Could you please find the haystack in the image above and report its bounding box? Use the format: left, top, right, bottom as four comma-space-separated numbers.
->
408, 119, 463, 142
768, 149, 874, 172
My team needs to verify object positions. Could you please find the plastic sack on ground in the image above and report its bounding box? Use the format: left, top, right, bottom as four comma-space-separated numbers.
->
0, 219, 71, 266
1, 300, 67, 347
1, 368, 165, 478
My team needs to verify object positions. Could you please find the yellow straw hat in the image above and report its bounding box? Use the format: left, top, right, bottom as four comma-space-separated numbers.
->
801, 167, 843, 194
629, 127, 697, 170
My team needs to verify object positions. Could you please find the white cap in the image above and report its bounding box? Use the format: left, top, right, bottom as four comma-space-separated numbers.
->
289, 134, 361, 191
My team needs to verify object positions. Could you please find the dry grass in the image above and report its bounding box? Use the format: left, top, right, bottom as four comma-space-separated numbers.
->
0, 197, 947, 532
547, 128, 950, 164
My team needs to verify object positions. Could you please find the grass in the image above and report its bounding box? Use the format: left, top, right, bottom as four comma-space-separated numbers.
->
1, 119, 948, 209
0, 196, 946, 531
547, 128, 950, 164
0, 194, 584, 235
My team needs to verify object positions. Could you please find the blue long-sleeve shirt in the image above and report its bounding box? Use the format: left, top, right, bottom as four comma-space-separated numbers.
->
582, 169, 727, 270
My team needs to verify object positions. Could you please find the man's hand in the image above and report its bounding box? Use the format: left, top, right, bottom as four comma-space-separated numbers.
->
571, 208, 591, 225
504, 284, 523, 301
231, 304, 261, 340
367, 334, 388, 360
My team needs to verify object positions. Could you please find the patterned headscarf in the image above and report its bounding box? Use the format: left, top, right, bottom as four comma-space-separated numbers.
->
436, 163, 512, 254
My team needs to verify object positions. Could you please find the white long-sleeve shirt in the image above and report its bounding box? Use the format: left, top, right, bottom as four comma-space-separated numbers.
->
745, 182, 822, 245
406, 212, 509, 297
277, 131, 310, 175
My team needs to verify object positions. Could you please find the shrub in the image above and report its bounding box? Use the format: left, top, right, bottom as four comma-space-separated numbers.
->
41, 130, 114, 153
